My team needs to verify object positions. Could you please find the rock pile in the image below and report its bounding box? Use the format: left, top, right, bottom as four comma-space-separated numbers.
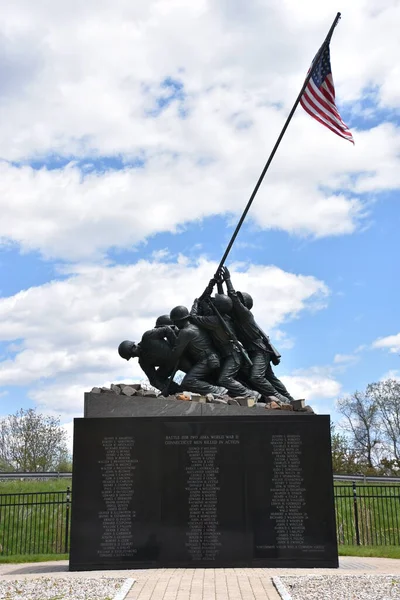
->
88, 384, 310, 410
90, 383, 159, 397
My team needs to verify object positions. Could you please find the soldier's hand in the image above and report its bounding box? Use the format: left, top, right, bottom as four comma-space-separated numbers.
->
214, 269, 223, 283
221, 266, 231, 281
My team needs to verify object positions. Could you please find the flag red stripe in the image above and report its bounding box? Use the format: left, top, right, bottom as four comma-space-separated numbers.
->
301, 98, 354, 142
309, 79, 345, 123
325, 75, 335, 99
301, 94, 354, 140
300, 93, 346, 137
320, 83, 336, 106
302, 87, 349, 135
307, 81, 349, 130
300, 94, 354, 142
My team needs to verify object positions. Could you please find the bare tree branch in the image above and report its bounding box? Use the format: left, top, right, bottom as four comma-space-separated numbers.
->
0, 408, 69, 472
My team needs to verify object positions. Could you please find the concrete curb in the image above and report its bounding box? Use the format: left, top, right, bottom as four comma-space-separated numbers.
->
272, 576, 292, 600
112, 578, 135, 600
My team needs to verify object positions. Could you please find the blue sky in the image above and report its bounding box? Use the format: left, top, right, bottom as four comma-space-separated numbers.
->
0, 0, 399, 440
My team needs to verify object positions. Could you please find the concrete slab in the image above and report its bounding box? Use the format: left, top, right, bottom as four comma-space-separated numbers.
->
1, 558, 399, 600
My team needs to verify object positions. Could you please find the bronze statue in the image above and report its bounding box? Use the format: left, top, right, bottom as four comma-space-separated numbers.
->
190, 282, 260, 400
117, 268, 300, 407
168, 305, 228, 396
220, 267, 295, 405
118, 316, 190, 394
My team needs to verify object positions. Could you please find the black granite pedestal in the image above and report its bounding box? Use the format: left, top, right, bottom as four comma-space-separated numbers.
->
69, 408, 338, 570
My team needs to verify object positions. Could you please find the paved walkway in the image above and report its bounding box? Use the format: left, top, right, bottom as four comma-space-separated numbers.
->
1, 558, 399, 599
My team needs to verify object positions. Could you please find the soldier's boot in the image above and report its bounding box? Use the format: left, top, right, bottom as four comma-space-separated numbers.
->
269, 392, 289, 406
212, 386, 229, 397
242, 390, 262, 401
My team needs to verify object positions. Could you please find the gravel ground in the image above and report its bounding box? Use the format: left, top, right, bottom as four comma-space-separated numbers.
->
0, 577, 127, 600
277, 575, 400, 600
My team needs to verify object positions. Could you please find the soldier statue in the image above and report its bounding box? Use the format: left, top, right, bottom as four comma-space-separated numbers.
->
190, 278, 260, 400
118, 315, 191, 394
169, 305, 228, 396
117, 267, 300, 406
220, 266, 295, 406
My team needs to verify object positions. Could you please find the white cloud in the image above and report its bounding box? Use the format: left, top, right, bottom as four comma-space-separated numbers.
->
281, 367, 342, 402
372, 333, 400, 353
0, 257, 328, 418
380, 370, 400, 382
0, 2, 399, 260
333, 353, 359, 366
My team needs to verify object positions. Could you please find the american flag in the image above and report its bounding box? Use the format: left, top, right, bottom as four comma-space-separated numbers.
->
300, 43, 354, 144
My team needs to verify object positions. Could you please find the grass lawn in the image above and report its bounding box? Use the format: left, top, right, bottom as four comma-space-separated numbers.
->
1, 548, 399, 563
0, 479, 72, 494
0, 481, 71, 555
0, 554, 68, 564
339, 545, 400, 559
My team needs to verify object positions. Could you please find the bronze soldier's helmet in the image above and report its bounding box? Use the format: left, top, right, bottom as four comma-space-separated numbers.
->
155, 314, 172, 327
170, 305, 190, 322
212, 294, 233, 315
237, 292, 253, 309
118, 340, 138, 361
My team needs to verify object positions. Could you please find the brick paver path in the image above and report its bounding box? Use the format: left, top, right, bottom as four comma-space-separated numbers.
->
1, 558, 400, 599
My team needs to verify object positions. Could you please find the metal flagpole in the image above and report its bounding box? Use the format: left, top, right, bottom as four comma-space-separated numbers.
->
215, 12, 342, 275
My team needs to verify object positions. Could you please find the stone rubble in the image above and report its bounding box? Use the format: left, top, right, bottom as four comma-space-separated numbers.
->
90, 383, 158, 398
89, 383, 312, 411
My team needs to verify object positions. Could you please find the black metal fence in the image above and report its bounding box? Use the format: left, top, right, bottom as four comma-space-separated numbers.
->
0, 484, 399, 555
0, 488, 71, 555
335, 483, 400, 546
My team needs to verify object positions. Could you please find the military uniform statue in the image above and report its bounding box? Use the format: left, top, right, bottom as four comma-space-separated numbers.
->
221, 267, 295, 405
118, 315, 190, 394
169, 305, 228, 396
190, 279, 260, 399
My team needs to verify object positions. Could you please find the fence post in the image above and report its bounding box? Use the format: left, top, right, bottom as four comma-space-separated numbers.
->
352, 481, 361, 546
65, 487, 71, 554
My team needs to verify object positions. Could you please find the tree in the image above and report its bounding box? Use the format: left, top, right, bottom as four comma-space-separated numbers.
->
366, 379, 400, 463
330, 426, 359, 474
0, 457, 12, 472
0, 408, 70, 472
336, 379, 400, 475
337, 389, 381, 469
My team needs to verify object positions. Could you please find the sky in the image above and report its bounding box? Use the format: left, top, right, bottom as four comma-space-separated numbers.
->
0, 0, 399, 448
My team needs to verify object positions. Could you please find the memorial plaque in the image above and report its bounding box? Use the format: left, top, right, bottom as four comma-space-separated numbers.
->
69, 415, 338, 570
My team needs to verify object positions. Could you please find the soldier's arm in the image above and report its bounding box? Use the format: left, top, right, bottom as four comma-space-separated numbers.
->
215, 271, 225, 295
190, 298, 200, 317
142, 326, 176, 346
190, 314, 219, 331
199, 278, 216, 301
190, 298, 217, 330
223, 268, 251, 320
222, 267, 235, 295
